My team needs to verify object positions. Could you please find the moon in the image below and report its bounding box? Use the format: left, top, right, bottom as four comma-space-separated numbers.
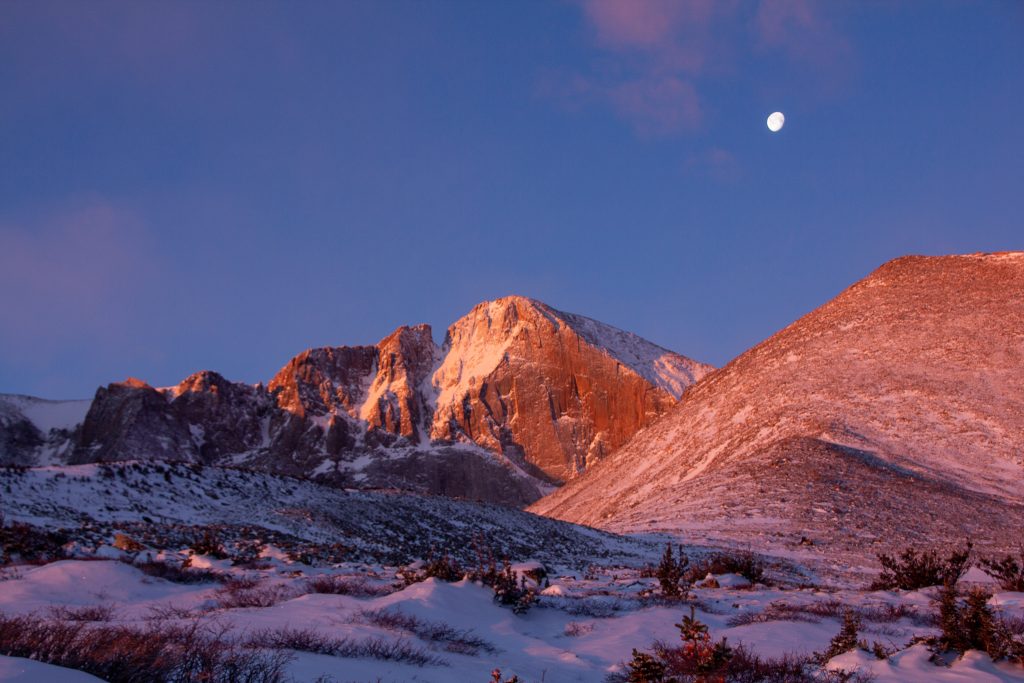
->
767, 111, 785, 132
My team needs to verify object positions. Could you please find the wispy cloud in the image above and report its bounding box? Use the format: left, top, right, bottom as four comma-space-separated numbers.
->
686, 146, 742, 183
553, 0, 853, 136
755, 0, 854, 87
0, 201, 162, 360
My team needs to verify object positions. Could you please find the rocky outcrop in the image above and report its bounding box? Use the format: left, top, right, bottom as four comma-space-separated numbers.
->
268, 346, 377, 419
72, 378, 193, 464
359, 324, 438, 441
72, 373, 276, 465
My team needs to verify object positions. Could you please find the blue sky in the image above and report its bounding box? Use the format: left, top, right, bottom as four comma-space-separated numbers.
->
1, 0, 1022, 398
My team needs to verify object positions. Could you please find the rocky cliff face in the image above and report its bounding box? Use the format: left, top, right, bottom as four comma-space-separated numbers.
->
72, 373, 284, 465
359, 324, 438, 441
430, 297, 712, 482
268, 346, 378, 419
1, 296, 708, 507
531, 253, 1024, 557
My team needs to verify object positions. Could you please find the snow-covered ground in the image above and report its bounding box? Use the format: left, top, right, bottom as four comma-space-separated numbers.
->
1, 461, 1022, 682
0, 462, 651, 568
0, 556, 1022, 682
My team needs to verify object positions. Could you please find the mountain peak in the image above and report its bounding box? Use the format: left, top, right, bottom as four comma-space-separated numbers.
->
431, 296, 713, 482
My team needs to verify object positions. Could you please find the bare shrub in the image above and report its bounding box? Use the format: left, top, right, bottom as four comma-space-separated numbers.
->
0, 518, 68, 565
564, 621, 595, 637
47, 604, 116, 622
0, 612, 291, 682
305, 574, 390, 597
728, 599, 930, 629
112, 533, 145, 552
870, 541, 972, 591
727, 604, 821, 627
687, 550, 767, 586
246, 626, 446, 666
145, 603, 197, 621
129, 558, 226, 584
561, 596, 629, 619
215, 578, 294, 609
191, 527, 228, 559
979, 550, 1024, 592
356, 608, 497, 655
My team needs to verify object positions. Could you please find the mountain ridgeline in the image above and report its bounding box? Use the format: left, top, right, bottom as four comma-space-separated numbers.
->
0, 296, 711, 506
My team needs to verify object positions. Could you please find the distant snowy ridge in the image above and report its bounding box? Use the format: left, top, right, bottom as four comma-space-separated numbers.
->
0, 395, 91, 433
0, 395, 88, 466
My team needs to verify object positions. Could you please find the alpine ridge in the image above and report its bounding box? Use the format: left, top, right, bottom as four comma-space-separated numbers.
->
531, 253, 1024, 558
0, 296, 711, 506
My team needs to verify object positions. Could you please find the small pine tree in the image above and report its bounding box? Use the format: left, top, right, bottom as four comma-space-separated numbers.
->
939, 582, 1001, 657
657, 543, 689, 598
192, 527, 227, 559
675, 606, 708, 643
820, 610, 863, 661
491, 561, 537, 614
626, 648, 667, 683
673, 606, 730, 673
961, 588, 998, 655
938, 581, 966, 653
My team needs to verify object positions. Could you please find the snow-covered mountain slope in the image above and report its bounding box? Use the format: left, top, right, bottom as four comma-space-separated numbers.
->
0, 394, 88, 465
532, 253, 1024, 558
430, 296, 713, 482
0, 296, 709, 505
0, 462, 654, 568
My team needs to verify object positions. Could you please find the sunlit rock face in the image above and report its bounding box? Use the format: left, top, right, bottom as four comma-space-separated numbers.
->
430, 296, 712, 483
361, 324, 439, 441
268, 346, 377, 419
262, 297, 710, 485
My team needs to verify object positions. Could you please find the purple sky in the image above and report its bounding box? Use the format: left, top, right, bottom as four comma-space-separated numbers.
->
1, 1, 1022, 398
